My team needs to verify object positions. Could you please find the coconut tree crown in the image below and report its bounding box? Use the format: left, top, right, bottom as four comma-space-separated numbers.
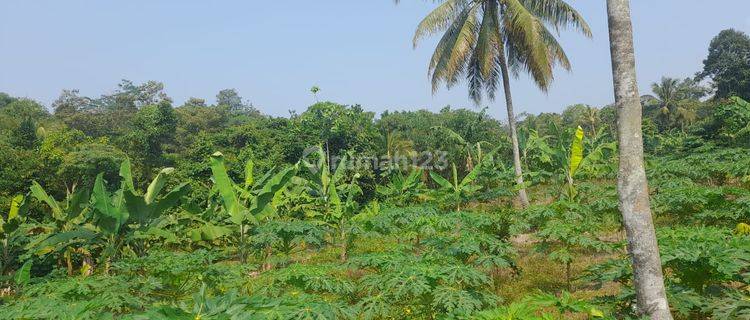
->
411, 0, 591, 102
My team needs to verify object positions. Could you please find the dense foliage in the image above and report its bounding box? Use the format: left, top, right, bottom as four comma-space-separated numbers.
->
1, 29, 750, 319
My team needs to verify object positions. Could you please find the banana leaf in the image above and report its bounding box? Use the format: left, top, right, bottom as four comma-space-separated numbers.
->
210, 152, 247, 225
92, 173, 129, 234
569, 126, 585, 178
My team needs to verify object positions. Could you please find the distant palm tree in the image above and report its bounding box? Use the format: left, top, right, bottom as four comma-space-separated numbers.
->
310, 86, 321, 102
650, 77, 681, 128
409, 0, 591, 207
650, 77, 706, 131
584, 106, 600, 133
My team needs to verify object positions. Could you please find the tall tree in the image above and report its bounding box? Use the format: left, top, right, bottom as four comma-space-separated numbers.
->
216, 88, 259, 114
697, 29, 750, 100
649, 77, 705, 131
410, 0, 591, 207
606, 0, 673, 319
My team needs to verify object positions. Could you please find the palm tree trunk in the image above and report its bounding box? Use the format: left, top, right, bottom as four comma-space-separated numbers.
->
498, 47, 530, 208
606, 1, 673, 319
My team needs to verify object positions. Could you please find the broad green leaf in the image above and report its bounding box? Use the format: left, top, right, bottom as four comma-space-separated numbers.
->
30, 181, 63, 220
191, 223, 233, 241
145, 167, 174, 204
8, 194, 24, 221
451, 163, 459, 191
460, 160, 483, 186
119, 158, 135, 192
123, 191, 149, 226
430, 170, 454, 190
66, 188, 90, 220
14, 260, 32, 286
250, 166, 297, 219
209, 152, 245, 225
92, 173, 128, 234
32, 228, 97, 256
332, 154, 348, 184
1, 195, 25, 236
320, 154, 330, 193
141, 227, 178, 243
431, 126, 467, 144
569, 126, 585, 178
151, 183, 190, 220
405, 168, 423, 186
252, 165, 277, 191
244, 159, 254, 189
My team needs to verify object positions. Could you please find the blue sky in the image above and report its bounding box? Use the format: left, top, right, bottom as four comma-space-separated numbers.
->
1, 1, 749, 119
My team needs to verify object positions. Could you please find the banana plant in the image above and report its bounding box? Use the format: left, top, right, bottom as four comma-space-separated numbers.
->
376, 168, 429, 205
431, 125, 489, 171
430, 162, 483, 211
562, 126, 615, 199
530, 125, 615, 200
27, 182, 90, 275
1, 195, 27, 276
301, 146, 362, 261
209, 152, 297, 262
32, 159, 189, 274
89, 159, 189, 270
29, 182, 90, 229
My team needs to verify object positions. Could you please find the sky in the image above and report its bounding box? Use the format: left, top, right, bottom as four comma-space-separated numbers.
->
1, 1, 750, 120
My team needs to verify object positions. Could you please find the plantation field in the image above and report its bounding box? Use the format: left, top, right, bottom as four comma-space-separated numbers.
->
1, 91, 749, 319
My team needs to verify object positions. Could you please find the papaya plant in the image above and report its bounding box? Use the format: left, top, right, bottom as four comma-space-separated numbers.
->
516, 201, 611, 291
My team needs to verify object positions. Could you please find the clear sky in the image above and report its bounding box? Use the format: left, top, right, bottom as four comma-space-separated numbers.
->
2, 1, 749, 120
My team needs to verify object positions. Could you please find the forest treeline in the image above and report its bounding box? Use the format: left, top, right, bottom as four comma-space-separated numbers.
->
2, 28, 749, 207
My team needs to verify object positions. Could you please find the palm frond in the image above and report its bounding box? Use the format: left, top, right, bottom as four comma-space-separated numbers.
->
413, 0, 471, 48
429, 4, 480, 92
468, 1, 502, 102
503, 0, 555, 90
519, 0, 592, 37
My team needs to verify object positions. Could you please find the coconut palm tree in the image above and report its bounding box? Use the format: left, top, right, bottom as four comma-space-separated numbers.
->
650, 77, 706, 131
409, 0, 591, 208
606, 0, 673, 319
584, 105, 600, 133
